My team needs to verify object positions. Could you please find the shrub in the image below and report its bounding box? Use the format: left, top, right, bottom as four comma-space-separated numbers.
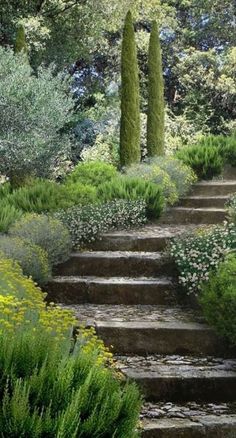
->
3, 178, 97, 214
0, 255, 46, 306
62, 182, 98, 205
0, 328, 141, 437
0, 236, 51, 284
80, 135, 119, 166
98, 176, 164, 219
170, 222, 236, 294
200, 254, 236, 345
5, 179, 74, 213
9, 213, 72, 266
0, 182, 11, 198
125, 163, 178, 205
66, 161, 118, 187
147, 156, 197, 197
0, 257, 141, 437
176, 144, 224, 179
0, 201, 23, 232
199, 135, 236, 166
55, 200, 147, 248
0, 47, 74, 182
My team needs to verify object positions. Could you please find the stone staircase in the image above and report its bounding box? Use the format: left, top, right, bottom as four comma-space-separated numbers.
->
47, 176, 236, 437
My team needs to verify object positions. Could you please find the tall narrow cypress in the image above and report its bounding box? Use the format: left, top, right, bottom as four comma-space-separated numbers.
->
14, 25, 28, 56
147, 21, 165, 156
120, 11, 141, 167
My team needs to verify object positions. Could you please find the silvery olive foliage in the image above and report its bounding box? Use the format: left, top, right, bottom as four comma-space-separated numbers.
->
0, 48, 74, 181
55, 200, 147, 248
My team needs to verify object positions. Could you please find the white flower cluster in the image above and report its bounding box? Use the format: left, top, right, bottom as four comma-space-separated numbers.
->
54, 200, 147, 248
170, 222, 236, 295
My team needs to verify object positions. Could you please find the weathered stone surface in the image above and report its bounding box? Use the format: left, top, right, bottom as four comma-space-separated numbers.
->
159, 207, 226, 225
141, 401, 236, 420
56, 251, 176, 277
46, 276, 177, 305
119, 355, 236, 402
142, 418, 205, 437
142, 415, 236, 437
92, 225, 200, 252
191, 181, 236, 197
180, 196, 229, 209
61, 304, 236, 356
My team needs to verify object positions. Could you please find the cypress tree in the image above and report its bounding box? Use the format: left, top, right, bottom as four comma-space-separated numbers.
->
147, 21, 165, 156
14, 25, 28, 57
120, 11, 141, 167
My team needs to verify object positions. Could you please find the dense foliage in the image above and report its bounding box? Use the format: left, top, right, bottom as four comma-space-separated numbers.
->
66, 161, 118, 187
9, 214, 72, 266
147, 21, 164, 156
0, 236, 51, 284
0, 257, 141, 437
176, 144, 224, 180
120, 11, 140, 166
170, 223, 236, 295
55, 200, 147, 248
200, 254, 236, 345
98, 176, 164, 219
125, 163, 178, 205
0, 48, 74, 182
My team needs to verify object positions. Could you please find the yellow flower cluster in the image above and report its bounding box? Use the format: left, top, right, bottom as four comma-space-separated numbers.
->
0, 256, 75, 338
0, 255, 115, 369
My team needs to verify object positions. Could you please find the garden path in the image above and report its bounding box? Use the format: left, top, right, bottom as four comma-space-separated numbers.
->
48, 174, 236, 437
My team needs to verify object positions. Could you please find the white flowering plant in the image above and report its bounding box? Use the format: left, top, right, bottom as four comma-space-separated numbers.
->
170, 222, 236, 295
54, 200, 147, 248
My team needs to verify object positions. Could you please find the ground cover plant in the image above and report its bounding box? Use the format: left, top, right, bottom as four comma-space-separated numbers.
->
170, 222, 236, 294
55, 200, 147, 248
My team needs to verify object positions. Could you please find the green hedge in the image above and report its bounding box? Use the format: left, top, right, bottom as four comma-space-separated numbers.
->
200, 254, 236, 345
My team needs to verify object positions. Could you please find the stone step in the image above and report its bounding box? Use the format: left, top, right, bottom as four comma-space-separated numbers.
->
92, 225, 200, 252
159, 207, 226, 225
46, 276, 177, 305
56, 251, 175, 277
191, 181, 236, 197
180, 196, 229, 209
141, 401, 236, 437
116, 354, 236, 402
63, 304, 235, 356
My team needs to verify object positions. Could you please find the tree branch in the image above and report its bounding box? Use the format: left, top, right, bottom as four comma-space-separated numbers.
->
42, 0, 86, 18
36, 0, 47, 13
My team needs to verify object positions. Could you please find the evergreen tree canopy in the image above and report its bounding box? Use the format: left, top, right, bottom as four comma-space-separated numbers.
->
14, 25, 28, 56
147, 20, 165, 156
120, 10, 140, 167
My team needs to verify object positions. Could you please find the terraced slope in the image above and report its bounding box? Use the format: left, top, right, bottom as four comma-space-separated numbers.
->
47, 174, 236, 437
